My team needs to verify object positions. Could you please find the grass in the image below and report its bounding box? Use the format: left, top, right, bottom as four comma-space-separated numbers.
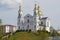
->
8, 31, 50, 40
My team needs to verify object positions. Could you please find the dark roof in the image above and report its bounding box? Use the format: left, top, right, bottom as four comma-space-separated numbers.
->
41, 17, 48, 19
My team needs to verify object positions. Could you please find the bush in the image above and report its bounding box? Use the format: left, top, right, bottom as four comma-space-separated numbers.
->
27, 29, 31, 33
25, 30, 28, 31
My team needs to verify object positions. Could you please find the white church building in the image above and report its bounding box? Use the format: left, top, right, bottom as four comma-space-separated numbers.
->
17, 3, 51, 32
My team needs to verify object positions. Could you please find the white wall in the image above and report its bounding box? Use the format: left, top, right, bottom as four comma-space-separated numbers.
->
6, 26, 9, 33
5, 26, 16, 33
20, 14, 35, 30
40, 18, 50, 32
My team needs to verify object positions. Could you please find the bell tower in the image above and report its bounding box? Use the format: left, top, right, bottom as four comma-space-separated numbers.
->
17, 4, 22, 30
33, 3, 39, 30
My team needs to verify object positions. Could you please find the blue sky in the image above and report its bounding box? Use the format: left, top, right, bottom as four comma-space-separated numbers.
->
0, 0, 60, 30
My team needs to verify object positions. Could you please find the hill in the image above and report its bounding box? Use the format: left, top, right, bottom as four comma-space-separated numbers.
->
8, 31, 50, 40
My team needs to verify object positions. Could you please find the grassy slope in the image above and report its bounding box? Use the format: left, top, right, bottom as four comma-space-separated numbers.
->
0, 26, 3, 37
9, 31, 49, 40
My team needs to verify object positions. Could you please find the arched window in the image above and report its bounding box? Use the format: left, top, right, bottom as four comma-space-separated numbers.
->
41, 21, 43, 25
19, 26, 20, 30
27, 19, 29, 23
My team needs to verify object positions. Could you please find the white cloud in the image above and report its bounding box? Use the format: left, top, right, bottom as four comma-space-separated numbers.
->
0, 0, 22, 8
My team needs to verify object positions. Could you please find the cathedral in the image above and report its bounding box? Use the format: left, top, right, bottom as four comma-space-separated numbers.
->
17, 3, 51, 32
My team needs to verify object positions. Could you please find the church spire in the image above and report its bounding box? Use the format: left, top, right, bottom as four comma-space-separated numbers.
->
17, 4, 23, 30
18, 4, 22, 18
34, 1, 38, 11
37, 5, 42, 15
37, 5, 40, 10
34, 3, 37, 10
18, 4, 22, 14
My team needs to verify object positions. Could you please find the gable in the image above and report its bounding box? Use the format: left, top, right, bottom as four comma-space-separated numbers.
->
24, 14, 33, 18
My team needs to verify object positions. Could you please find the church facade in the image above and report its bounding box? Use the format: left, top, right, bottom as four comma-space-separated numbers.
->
17, 3, 51, 32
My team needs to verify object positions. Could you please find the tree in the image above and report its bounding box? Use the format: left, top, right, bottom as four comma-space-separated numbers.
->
0, 19, 2, 25
0, 19, 2, 34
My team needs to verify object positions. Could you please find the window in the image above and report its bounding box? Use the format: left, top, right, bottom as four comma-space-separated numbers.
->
27, 25, 29, 30
47, 22, 49, 27
41, 21, 43, 25
34, 25, 36, 30
23, 27, 24, 30
27, 16, 29, 17
19, 26, 20, 29
27, 19, 29, 23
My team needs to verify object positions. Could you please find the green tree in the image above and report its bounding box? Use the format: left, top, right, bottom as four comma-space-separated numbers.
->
0, 19, 2, 25
0, 19, 2, 36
